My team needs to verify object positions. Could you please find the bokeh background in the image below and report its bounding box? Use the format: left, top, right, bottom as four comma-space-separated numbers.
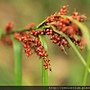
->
0, 0, 90, 86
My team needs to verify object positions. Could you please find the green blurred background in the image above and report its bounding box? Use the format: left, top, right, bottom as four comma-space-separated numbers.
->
0, 0, 90, 86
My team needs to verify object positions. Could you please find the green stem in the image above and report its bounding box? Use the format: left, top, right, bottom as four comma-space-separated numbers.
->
42, 60, 48, 86
82, 48, 90, 85
13, 38, 22, 85
37, 23, 48, 86
66, 17, 90, 86
39, 35, 48, 86
37, 19, 46, 28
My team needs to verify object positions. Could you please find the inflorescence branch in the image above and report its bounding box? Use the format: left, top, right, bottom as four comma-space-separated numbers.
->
0, 5, 87, 71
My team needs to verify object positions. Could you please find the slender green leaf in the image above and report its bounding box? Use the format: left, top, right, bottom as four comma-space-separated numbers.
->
37, 22, 49, 86
67, 17, 90, 86
13, 38, 22, 86
39, 35, 48, 50
39, 35, 48, 86
50, 25, 90, 73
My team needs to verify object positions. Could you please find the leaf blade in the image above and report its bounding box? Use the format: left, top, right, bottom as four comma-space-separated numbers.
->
13, 38, 23, 85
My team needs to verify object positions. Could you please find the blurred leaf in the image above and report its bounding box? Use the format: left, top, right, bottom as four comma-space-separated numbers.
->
13, 38, 22, 85
0, 29, 3, 38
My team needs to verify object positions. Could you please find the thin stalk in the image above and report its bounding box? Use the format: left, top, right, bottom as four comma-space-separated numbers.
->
82, 49, 90, 85
42, 60, 48, 86
67, 17, 90, 86
39, 35, 48, 86
37, 19, 46, 28
37, 23, 48, 86
13, 38, 22, 85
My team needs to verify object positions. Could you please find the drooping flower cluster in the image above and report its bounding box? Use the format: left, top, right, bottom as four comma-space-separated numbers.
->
14, 32, 51, 71
30, 29, 69, 53
14, 5, 86, 70
45, 5, 86, 50
28, 5, 86, 53
0, 5, 86, 71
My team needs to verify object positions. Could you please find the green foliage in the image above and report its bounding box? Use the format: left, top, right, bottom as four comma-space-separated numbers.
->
39, 35, 48, 86
49, 16, 90, 85
13, 38, 23, 85
68, 17, 90, 85
0, 29, 3, 38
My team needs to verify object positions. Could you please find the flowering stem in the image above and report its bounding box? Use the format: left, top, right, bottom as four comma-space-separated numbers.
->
40, 36, 48, 86
2, 15, 90, 86
37, 22, 49, 86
